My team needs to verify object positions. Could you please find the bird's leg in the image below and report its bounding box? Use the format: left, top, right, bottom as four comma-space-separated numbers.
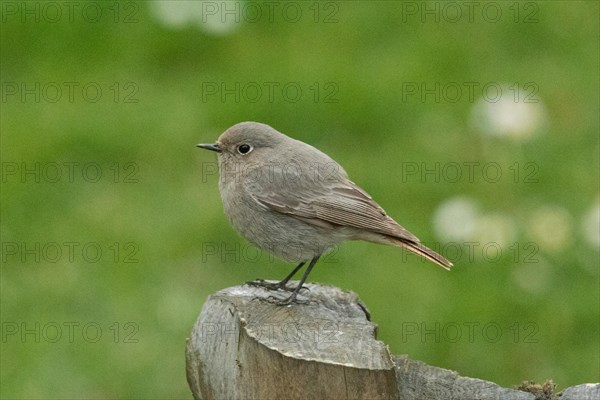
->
275, 261, 306, 289
279, 256, 320, 305
247, 262, 305, 291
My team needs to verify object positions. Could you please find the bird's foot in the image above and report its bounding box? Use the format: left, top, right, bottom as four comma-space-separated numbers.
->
286, 284, 311, 294
263, 293, 310, 306
246, 279, 293, 292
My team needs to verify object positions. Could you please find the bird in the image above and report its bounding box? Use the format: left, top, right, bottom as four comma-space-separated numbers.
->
197, 122, 452, 304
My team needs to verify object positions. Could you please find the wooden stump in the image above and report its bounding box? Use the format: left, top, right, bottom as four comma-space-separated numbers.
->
186, 283, 597, 400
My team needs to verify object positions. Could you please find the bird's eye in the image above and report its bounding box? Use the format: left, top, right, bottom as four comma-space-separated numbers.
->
237, 144, 253, 155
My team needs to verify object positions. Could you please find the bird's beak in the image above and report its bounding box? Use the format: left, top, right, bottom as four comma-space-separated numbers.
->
196, 143, 222, 153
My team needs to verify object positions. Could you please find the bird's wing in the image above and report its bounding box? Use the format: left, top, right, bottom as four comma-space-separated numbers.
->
250, 178, 420, 243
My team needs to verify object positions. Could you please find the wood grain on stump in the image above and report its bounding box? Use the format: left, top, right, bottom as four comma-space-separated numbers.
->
186, 283, 596, 400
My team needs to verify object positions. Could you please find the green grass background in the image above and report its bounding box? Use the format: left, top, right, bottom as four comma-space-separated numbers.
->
1, 1, 598, 398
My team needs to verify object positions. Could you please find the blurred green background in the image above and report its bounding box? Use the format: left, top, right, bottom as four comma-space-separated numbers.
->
1, 1, 598, 398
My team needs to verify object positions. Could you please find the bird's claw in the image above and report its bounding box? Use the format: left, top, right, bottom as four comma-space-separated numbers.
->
277, 294, 310, 306
246, 279, 283, 290
246, 279, 303, 292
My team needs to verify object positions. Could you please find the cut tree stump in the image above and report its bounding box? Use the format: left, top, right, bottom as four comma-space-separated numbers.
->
185, 282, 599, 400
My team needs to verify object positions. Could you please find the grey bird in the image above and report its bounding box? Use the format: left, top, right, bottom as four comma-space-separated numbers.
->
197, 122, 452, 304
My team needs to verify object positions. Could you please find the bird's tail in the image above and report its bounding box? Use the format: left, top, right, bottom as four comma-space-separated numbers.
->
386, 237, 453, 270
